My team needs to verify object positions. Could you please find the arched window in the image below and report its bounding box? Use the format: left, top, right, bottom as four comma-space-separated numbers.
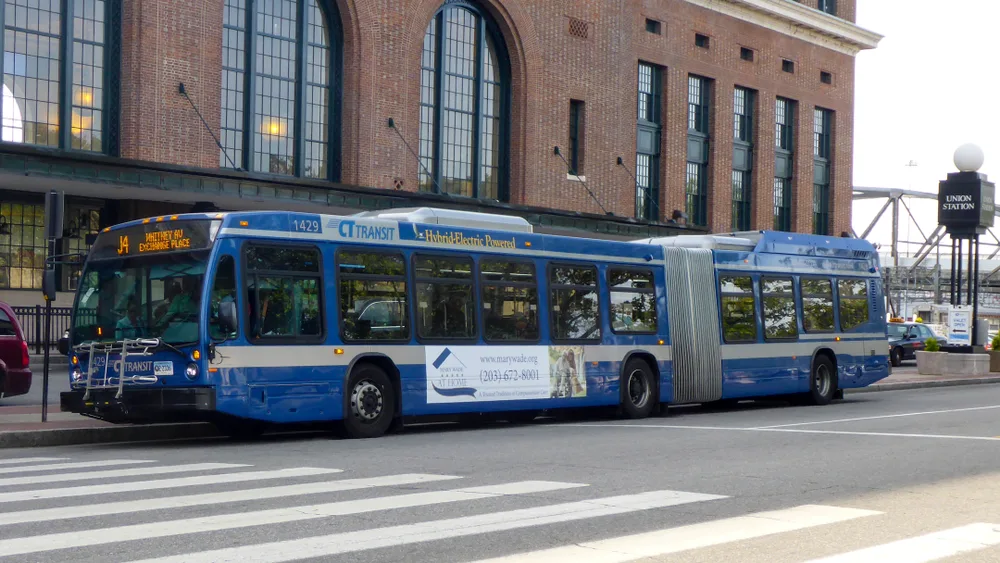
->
0, 0, 117, 153
221, 0, 340, 180
419, 2, 509, 201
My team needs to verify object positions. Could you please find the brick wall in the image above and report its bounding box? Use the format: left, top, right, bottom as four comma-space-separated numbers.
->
115, 0, 863, 233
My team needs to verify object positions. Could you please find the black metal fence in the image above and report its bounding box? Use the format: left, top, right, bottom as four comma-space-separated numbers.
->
12, 306, 73, 354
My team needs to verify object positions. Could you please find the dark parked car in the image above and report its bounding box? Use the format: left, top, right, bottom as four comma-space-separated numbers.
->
888, 321, 946, 367
0, 301, 32, 398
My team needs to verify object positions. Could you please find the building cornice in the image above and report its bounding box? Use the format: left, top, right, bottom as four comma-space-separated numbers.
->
683, 0, 883, 56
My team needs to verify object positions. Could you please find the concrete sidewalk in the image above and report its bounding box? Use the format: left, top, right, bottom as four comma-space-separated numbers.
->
3, 369, 1000, 448
0, 406, 217, 449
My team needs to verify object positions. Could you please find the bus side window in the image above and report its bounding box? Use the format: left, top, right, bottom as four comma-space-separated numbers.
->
414, 255, 476, 340
549, 265, 600, 341
209, 255, 238, 340
608, 268, 657, 333
761, 277, 797, 340
719, 275, 756, 343
481, 259, 538, 342
801, 278, 834, 333
245, 245, 324, 341
837, 278, 869, 330
338, 250, 409, 341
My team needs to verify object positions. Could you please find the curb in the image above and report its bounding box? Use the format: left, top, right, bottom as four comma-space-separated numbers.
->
0, 423, 219, 449
845, 376, 1000, 394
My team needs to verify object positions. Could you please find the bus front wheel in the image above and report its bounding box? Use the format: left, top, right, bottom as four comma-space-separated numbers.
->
343, 363, 395, 439
620, 358, 656, 419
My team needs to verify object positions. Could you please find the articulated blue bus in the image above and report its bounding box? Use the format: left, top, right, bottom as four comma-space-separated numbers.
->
59, 207, 890, 438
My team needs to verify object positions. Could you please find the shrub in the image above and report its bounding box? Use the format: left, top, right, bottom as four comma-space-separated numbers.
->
924, 337, 940, 352
992, 333, 1000, 351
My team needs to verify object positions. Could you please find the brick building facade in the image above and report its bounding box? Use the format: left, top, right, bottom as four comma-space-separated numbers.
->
0, 0, 880, 306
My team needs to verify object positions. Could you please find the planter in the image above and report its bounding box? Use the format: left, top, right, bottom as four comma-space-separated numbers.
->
916, 350, 946, 375
991, 351, 1000, 372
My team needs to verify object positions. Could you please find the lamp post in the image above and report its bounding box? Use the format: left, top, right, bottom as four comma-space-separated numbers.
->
938, 143, 993, 351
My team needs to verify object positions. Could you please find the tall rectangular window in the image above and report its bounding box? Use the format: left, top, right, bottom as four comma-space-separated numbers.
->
773, 97, 794, 231
686, 75, 710, 227
813, 107, 833, 235
569, 100, 584, 176
732, 86, 754, 231
635, 62, 662, 221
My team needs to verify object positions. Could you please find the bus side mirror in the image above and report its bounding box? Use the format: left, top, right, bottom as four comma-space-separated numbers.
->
57, 330, 69, 356
218, 301, 238, 335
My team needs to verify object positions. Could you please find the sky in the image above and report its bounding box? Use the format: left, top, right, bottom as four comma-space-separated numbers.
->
851, 0, 1000, 258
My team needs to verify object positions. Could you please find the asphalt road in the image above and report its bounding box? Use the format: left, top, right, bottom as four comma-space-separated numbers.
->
2, 384, 1000, 562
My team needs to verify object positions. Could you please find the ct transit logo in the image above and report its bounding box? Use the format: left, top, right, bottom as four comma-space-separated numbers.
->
430, 348, 478, 398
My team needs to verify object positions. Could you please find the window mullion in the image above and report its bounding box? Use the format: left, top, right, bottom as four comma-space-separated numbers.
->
60, 0, 73, 149
432, 12, 445, 193
471, 16, 483, 199
293, 0, 306, 177
244, 0, 258, 172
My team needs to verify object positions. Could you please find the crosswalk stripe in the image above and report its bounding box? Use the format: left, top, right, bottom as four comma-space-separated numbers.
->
0, 459, 152, 475
0, 458, 68, 466
0, 467, 341, 503
0, 463, 249, 487
0, 473, 462, 525
0, 480, 588, 557
466, 504, 883, 563
801, 523, 1000, 562
124, 489, 728, 563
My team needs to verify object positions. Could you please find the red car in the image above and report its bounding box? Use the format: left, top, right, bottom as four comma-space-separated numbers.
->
0, 301, 31, 398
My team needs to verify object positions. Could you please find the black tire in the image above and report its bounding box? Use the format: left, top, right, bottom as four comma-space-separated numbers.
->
891, 347, 903, 367
620, 358, 656, 419
343, 363, 395, 439
807, 355, 837, 406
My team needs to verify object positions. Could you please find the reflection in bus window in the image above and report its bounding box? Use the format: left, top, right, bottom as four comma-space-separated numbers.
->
245, 245, 323, 340
481, 260, 538, 341
550, 265, 600, 340
339, 250, 409, 341
608, 268, 656, 333
209, 255, 238, 340
762, 277, 797, 340
838, 278, 869, 330
415, 255, 476, 339
720, 275, 756, 342
801, 278, 834, 332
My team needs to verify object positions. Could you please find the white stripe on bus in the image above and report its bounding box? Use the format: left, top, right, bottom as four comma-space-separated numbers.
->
0, 481, 587, 558
0, 467, 340, 504
0, 473, 461, 526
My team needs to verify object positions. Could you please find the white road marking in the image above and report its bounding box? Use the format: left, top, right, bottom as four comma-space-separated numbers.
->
124, 489, 728, 563
467, 504, 882, 563
572, 423, 1000, 441
0, 458, 67, 466
802, 523, 1000, 562
0, 480, 589, 557
0, 467, 340, 503
0, 463, 250, 487
755, 404, 1000, 429
0, 473, 461, 525
0, 459, 152, 475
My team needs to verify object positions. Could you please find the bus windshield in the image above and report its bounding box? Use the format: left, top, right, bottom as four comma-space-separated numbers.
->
71, 251, 209, 347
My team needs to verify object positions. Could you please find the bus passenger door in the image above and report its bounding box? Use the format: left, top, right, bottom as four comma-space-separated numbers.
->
206, 253, 242, 391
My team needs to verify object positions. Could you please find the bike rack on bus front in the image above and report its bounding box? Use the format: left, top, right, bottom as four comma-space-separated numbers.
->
74, 338, 162, 401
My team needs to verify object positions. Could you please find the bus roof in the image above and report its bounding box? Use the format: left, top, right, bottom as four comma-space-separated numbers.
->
103, 208, 878, 271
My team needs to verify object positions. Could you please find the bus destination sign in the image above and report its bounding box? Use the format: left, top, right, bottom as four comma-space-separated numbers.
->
90, 220, 214, 260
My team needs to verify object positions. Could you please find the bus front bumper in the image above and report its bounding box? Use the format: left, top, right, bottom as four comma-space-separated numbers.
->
60, 387, 216, 423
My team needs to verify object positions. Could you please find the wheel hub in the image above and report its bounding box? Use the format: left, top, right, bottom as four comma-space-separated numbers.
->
815, 365, 831, 396
352, 381, 383, 421
628, 369, 649, 408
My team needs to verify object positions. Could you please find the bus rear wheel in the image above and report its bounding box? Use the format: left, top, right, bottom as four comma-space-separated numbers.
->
807, 355, 837, 406
620, 358, 656, 419
343, 363, 395, 439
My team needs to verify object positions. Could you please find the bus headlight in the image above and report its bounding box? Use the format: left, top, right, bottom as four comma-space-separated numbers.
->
185, 363, 199, 379
71, 368, 82, 382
